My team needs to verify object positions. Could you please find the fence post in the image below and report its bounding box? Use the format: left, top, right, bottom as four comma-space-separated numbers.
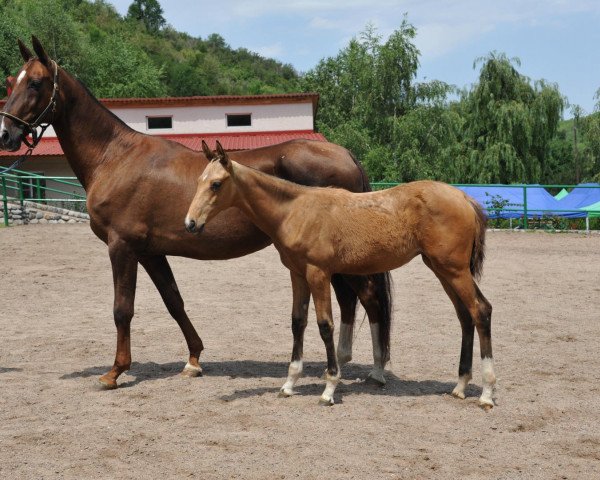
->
2, 176, 8, 227
522, 184, 528, 230
18, 177, 24, 208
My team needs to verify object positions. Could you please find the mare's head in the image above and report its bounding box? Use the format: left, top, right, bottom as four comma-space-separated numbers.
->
185, 140, 236, 233
0, 36, 59, 151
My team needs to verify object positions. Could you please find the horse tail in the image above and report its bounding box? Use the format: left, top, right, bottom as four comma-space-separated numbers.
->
372, 271, 393, 362
348, 148, 393, 362
348, 149, 373, 193
468, 196, 487, 281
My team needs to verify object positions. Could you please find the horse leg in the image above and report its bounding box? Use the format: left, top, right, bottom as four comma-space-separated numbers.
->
306, 266, 340, 406
139, 255, 204, 377
279, 272, 311, 397
430, 260, 496, 408
99, 238, 138, 389
339, 274, 391, 385
422, 256, 474, 400
331, 274, 358, 367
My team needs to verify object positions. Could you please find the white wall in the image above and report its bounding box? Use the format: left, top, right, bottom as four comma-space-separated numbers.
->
41, 102, 314, 137
113, 102, 314, 134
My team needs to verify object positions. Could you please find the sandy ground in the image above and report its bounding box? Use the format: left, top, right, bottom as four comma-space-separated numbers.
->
0, 224, 599, 479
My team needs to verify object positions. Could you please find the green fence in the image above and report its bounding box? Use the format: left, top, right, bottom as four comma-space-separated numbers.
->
2, 173, 600, 230
371, 182, 600, 231
1, 169, 85, 226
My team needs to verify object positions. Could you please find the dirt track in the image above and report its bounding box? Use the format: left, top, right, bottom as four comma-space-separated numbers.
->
0, 224, 599, 479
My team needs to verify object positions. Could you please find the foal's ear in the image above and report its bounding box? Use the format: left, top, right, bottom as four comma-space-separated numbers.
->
215, 140, 232, 171
31, 36, 50, 65
201, 140, 216, 160
18, 39, 33, 62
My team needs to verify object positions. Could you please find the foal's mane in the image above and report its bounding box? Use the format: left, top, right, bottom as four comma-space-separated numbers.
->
222, 157, 306, 202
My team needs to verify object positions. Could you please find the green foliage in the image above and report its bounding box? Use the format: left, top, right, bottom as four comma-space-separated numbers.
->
0, 0, 300, 98
126, 0, 166, 33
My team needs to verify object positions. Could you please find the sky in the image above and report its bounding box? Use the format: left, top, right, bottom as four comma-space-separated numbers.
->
109, 0, 600, 115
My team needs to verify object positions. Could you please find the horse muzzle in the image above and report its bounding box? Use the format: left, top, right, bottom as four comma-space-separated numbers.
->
0, 126, 23, 152
184, 218, 205, 234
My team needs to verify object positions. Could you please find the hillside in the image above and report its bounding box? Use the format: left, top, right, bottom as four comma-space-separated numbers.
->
0, 0, 301, 99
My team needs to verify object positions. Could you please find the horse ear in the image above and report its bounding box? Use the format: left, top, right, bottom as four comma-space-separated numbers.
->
18, 39, 33, 62
31, 36, 50, 65
201, 140, 215, 160
215, 141, 231, 170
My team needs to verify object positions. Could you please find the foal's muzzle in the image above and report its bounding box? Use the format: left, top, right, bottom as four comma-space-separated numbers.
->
185, 218, 205, 234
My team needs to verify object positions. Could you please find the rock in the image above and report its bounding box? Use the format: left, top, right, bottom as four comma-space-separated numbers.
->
38, 218, 48, 224
29, 219, 39, 224
36, 211, 44, 219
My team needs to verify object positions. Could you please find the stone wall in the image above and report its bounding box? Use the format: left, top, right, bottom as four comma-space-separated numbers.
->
3, 200, 89, 225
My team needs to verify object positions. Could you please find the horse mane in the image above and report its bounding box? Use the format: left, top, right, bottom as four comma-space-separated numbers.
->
71, 75, 135, 133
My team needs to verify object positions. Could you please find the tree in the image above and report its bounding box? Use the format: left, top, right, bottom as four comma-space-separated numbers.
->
460, 52, 564, 183
126, 0, 166, 34
302, 20, 459, 182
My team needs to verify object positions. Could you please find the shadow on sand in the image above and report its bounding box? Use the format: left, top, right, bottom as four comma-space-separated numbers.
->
61, 359, 481, 402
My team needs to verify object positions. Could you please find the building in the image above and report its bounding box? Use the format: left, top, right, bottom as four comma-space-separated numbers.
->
0, 93, 326, 199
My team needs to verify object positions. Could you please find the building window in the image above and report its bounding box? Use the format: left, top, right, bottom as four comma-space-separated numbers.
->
226, 113, 251, 127
147, 116, 173, 129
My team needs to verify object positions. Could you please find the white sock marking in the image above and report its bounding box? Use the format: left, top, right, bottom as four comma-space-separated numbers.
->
281, 360, 303, 395
479, 357, 496, 405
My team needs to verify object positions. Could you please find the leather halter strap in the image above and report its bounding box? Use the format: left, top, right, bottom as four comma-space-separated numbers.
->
0, 60, 59, 174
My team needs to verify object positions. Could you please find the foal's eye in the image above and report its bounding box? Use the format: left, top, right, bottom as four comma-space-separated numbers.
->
210, 181, 222, 192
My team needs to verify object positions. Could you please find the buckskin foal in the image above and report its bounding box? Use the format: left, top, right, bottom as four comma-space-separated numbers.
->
185, 142, 496, 408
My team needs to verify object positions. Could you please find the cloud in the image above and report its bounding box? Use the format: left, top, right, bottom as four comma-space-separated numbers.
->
254, 43, 285, 59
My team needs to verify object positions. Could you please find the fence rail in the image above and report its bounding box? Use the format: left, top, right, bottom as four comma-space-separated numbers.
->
1, 169, 85, 226
2, 172, 600, 230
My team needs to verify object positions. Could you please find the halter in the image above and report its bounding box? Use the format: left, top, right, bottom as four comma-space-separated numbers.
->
0, 59, 59, 174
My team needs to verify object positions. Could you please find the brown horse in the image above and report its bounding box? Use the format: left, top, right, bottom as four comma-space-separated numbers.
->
186, 143, 496, 408
0, 37, 392, 388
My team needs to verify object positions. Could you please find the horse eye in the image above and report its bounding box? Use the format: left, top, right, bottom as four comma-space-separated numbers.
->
210, 181, 221, 192
28, 80, 41, 91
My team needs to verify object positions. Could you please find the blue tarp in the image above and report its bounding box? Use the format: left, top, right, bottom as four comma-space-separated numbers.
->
556, 183, 600, 210
456, 185, 584, 218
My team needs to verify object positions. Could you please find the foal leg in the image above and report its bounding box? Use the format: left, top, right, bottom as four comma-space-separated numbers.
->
139, 255, 204, 377
437, 266, 496, 408
279, 272, 311, 397
423, 256, 474, 400
331, 274, 358, 367
99, 238, 138, 389
306, 266, 340, 406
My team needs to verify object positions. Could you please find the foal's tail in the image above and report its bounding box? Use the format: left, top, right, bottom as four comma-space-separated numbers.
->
468, 196, 487, 281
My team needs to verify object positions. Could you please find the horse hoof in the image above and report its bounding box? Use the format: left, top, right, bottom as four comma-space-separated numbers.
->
478, 398, 495, 410
366, 371, 386, 385
98, 375, 118, 390
278, 388, 294, 398
318, 396, 334, 406
181, 362, 202, 377
451, 389, 466, 400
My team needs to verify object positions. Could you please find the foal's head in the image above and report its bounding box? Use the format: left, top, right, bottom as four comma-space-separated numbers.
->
185, 140, 235, 233
0, 36, 59, 151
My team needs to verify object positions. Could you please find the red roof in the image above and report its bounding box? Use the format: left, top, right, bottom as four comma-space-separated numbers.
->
0, 92, 320, 115
0, 131, 327, 157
